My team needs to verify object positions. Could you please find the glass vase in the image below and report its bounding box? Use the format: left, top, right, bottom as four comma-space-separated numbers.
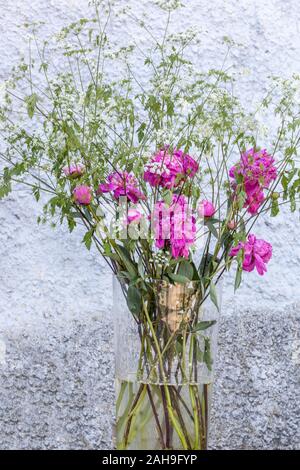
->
113, 277, 220, 450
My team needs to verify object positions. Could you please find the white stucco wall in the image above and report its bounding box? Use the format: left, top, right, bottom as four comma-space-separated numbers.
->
0, 0, 300, 449
1, 0, 300, 325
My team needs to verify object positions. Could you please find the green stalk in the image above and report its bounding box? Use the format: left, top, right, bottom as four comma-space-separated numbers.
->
189, 384, 201, 450
143, 300, 189, 450
146, 385, 166, 449
121, 383, 147, 449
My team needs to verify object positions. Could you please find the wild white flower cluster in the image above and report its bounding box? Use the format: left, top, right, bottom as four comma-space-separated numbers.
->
154, 0, 184, 11
292, 77, 300, 105
208, 88, 229, 105
149, 251, 170, 269
154, 128, 171, 145
177, 97, 190, 115
0, 82, 7, 106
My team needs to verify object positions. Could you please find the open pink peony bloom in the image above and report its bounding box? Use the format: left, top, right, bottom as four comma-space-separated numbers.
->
229, 148, 277, 215
98, 171, 145, 203
127, 208, 142, 224
73, 185, 92, 205
144, 148, 199, 189
230, 234, 272, 276
63, 163, 85, 178
153, 194, 196, 259
198, 200, 216, 218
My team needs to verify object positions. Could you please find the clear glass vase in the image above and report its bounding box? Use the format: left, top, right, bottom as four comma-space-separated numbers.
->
113, 276, 220, 450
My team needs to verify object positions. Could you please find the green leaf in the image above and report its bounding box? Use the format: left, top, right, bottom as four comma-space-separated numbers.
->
237, 190, 246, 210
162, 189, 173, 206
205, 219, 218, 239
82, 229, 94, 250
199, 253, 214, 277
147, 95, 161, 113
105, 252, 120, 261
67, 217, 76, 233
175, 337, 183, 355
84, 83, 93, 107
32, 186, 40, 202
281, 173, 288, 191
127, 285, 142, 317
177, 260, 194, 280
271, 198, 279, 217
137, 122, 146, 143
209, 281, 219, 311
0, 182, 11, 199
234, 267, 242, 292
196, 341, 204, 362
166, 98, 174, 117
61, 121, 83, 152
25, 93, 39, 119
203, 337, 213, 371
169, 273, 190, 284
193, 320, 216, 332
138, 256, 145, 278
115, 244, 137, 278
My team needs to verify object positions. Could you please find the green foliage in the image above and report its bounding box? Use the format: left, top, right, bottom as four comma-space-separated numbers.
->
24, 93, 39, 118
127, 284, 142, 317
234, 266, 242, 292
177, 260, 194, 280
168, 272, 191, 284
193, 320, 216, 332
209, 281, 219, 311
82, 228, 94, 250
203, 337, 213, 371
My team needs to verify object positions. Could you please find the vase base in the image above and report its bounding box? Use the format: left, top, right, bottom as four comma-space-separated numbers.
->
115, 379, 212, 451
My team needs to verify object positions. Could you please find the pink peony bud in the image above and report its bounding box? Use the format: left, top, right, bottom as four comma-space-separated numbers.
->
227, 220, 236, 230
63, 163, 85, 178
127, 208, 142, 224
73, 185, 92, 205
198, 200, 216, 218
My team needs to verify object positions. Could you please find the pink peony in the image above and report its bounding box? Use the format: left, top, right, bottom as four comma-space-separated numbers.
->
153, 194, 196, 259
73, 185, 92, 205
198, 200, 216, 218
63, 163, 85, 178
127, 208, 142, 224
244, 180, 265, 215
229, 148, 277, 215
230, 234, 272, 276
98, 171, 145, 204
144, 148, 199, 189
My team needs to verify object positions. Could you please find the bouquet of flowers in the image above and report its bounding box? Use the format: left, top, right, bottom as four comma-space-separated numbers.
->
1, 0, 300, 450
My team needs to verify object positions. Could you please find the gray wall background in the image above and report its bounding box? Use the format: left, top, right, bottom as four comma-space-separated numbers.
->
0, 0, 300, 449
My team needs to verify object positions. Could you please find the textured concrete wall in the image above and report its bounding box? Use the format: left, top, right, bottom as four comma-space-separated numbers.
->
0, 0, 300, 449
